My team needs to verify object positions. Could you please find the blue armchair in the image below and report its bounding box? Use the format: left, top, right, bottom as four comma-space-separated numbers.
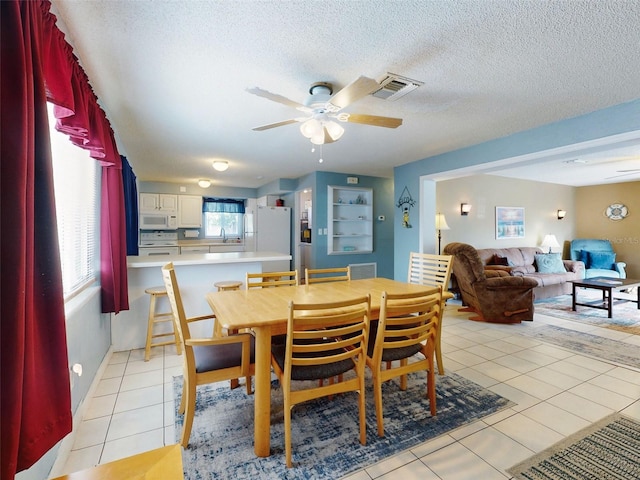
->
569, 239, 626, 279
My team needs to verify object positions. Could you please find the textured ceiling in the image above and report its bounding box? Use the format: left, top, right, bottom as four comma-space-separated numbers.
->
51, 0, 640, 188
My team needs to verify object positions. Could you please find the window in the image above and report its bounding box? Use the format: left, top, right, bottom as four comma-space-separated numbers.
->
203, 198, 245, 240
48, 103, 100, 298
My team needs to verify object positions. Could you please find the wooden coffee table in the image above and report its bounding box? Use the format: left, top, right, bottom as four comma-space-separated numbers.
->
571, 277, 640, 318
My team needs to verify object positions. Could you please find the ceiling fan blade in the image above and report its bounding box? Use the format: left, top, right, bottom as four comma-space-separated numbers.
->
342, 113, 403, 129
252, 119, 301, 131
246, 87, 309, 111
327, 76, 380, 111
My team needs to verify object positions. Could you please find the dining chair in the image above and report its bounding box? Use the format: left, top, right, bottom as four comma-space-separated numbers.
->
246, 270, 299, 288
161, 262, 255, 448
366, 287, 441, 437
305, 266, 351, 284
270, 295, 371, 467
407, 252, 453, 375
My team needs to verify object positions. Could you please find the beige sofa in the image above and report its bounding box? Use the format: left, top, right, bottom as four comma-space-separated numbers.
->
475, 246, 585, 300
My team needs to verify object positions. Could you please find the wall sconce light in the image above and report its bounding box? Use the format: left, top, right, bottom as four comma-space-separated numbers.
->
557, 209, 566, 220
198, 179, 211, 188
460, 203, 471, 216
212, 160, 229, 172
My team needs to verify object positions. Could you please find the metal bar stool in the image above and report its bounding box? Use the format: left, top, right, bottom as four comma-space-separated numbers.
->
144, 286, 181, 361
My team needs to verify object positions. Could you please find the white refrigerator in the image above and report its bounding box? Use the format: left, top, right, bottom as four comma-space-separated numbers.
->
253, 206, 291, 272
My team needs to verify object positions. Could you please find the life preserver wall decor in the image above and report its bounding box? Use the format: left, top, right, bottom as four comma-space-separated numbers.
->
605, 203, 629, 221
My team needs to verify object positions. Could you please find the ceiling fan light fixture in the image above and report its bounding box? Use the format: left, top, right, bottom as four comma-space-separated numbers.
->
324, 120, 344, 141
300, 118, 322, 139
212, 160, 229, 172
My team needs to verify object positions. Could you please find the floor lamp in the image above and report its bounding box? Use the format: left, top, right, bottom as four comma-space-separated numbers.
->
435, 213, 450, 255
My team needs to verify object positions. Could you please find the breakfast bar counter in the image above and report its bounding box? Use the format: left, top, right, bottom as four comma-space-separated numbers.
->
112, 251, 291, 351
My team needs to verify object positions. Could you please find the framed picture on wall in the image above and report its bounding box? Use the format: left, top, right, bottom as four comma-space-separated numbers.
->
496, 206, 525, 239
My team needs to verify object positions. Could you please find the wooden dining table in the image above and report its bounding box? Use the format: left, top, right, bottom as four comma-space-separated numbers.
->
206, 277, 440, 457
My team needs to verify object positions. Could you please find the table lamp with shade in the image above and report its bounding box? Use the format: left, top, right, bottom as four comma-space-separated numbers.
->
540, 234, 560, 253
435, 213, 450, 255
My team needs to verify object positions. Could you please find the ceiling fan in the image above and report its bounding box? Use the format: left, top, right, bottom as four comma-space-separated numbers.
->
247, 76, 403, 145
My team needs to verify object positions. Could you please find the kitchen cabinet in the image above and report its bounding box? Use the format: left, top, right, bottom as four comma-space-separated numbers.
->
178, 195, 202, 227
327, 186, 373, 255
140, 193, 178, 213
180, 245, 209, 254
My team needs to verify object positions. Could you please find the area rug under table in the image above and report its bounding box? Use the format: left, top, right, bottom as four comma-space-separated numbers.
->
535, 290, 640, 335
508, 413, 640, 480
173, 372, 513, 479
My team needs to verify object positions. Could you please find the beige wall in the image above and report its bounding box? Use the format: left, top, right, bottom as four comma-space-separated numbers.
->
436, 174, 576, 252
576, 181, 640, 278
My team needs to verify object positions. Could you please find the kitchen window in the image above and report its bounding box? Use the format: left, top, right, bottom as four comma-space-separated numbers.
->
48, 103, 100, 299
203, 198, 245, 240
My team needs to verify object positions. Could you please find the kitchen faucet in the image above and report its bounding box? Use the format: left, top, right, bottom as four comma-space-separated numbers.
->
220, 227, 226, 243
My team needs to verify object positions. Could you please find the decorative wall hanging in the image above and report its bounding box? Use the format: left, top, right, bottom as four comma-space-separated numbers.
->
605, 203, 628, 221
496, 206, 525, 239
396, 186, 416, 228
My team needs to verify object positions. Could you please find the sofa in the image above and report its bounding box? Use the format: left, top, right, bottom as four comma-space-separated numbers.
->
569, 239, 627, 279
443, 242, 538, 323
474, 246, 585, 300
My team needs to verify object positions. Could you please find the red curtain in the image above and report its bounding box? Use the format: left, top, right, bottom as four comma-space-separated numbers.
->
1, 1, 129, 478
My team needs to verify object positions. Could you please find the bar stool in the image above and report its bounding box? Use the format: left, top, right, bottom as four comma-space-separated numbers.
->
214, 280, 243, 291
144, 286, 181, 361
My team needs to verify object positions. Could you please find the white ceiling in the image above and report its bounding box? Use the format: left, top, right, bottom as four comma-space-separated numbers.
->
51, 0, 640, 189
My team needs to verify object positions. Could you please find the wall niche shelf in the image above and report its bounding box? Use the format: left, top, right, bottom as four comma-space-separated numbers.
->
327, 185, 373, 255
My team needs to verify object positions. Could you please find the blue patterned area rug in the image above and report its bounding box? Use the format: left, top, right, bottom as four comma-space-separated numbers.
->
507, 413, 640, 479
173, 372, 513, 479
535, 290, 640, 335
526, 325, 640, 369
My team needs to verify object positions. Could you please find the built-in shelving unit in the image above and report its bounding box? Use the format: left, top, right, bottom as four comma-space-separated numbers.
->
327, 185, 373, 255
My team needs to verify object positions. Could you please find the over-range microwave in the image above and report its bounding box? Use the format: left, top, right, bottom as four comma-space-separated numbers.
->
139, 212, 178, 230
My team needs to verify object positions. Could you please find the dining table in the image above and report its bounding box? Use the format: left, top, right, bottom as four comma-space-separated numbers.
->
206, 276, 440, 457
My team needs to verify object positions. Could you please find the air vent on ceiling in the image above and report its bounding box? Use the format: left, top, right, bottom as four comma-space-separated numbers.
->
371, 73, 423, 101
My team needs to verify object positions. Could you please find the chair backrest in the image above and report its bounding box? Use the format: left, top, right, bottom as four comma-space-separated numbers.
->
407, 252, 453, 290
284, 295, 371, 377
370, 288, 441, 364
161, 263, 200, 376
442, 242, 487, 309
569, 238, 614, 261
305, 266, 351, 284
246, 270, 299, 288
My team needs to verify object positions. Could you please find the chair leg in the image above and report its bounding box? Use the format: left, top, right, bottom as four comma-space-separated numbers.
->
245, 375, 252, 395
427, 353, 437, 416
180, 379, 197, 448
144, 294, 157, 362
358, 374, 367, 446
178, 379, 187, 414
284, 399, 293, 467
373, 373, 384, 437
435, 301, 445, 375
400, 358, 408, 391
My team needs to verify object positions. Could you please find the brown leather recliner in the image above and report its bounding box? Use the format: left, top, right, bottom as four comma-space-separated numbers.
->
443, 242, 538, 323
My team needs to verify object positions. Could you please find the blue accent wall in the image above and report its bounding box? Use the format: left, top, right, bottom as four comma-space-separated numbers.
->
393, 98, 640, 279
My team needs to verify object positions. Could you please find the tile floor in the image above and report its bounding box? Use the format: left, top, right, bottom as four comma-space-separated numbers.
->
56, 304, 640, 479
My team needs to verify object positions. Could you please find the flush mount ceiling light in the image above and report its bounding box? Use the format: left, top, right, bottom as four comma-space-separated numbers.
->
212, 160, 229, 172
198, 179, 211, 188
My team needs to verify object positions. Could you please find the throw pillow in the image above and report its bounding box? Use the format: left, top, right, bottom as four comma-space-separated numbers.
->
578, 249, 590, 268
535, 253, 565, 273
491, 254, 510, 266
588, 251, 616, 270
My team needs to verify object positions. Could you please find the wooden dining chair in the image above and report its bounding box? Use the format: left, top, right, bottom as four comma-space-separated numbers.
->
270, 295, 371, 467
161, 262, 255, 448
246, 270, 299, 288
407, 252, 453, 375
366, 287, 441, 437
305, 266, 351, 284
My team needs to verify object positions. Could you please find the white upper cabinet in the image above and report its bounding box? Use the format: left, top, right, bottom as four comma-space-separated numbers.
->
178, 195, 203, 228
140, 193, 178, 213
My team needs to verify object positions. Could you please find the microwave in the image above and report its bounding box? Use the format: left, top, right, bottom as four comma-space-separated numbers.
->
139, 212, 178, 230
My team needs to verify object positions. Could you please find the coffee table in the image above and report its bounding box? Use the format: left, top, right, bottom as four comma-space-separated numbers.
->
570, 277, 640, 318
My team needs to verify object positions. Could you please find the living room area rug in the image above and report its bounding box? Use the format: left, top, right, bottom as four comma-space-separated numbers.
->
173, 372, 513, 479
507, 413, 640, 479
535, 289, 640, 335
524, 325, 640, 369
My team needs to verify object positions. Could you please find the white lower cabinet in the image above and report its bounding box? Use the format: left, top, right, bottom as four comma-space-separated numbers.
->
180, 245, 210, 254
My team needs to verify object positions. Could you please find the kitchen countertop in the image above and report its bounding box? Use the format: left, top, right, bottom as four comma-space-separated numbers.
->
127, 250, 290, 268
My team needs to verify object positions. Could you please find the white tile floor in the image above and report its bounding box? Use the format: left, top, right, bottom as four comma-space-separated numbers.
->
55, 304, 640, 479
